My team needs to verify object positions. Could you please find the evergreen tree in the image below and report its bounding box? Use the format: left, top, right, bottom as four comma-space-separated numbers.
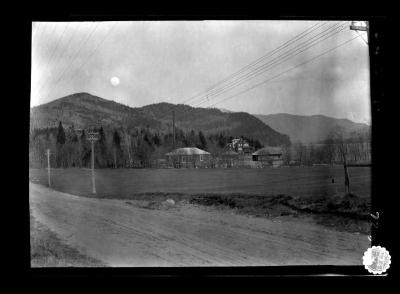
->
218, 133, 226, 148
188, 130, 197, 146
113, 129, 121, 148
153, 133, 161, 146
55, 122, 66, 167
56, 121, 66, 144
135, 134, 154, 167
96, 126, 108, 167
143, 131, 152, 146
198, 131, 207, 150
112, 129, 122, 168
99, 126, 106, 144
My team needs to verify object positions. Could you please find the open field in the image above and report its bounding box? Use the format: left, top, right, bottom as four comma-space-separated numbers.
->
29, 166, 371, 198
30, 166, 371, 234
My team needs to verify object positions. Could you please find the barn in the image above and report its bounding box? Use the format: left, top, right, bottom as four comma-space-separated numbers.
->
252, 146, 283, 167
166, 147, 211, 168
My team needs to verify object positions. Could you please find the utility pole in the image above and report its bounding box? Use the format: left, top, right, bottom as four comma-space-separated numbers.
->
350, 21, 369, 44
46, 149, 51, 187
87, 130, 99, 194
172, 110, 176, 149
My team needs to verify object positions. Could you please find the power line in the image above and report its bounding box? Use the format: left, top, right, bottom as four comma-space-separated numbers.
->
205, 33, 365, 109
49, 24, 80, 70
355, 29, 368, 45
46, 22, 117, 101
32, 23, 48, 95
32, 23, 58, 91
192, 22, 347, 106
192, 22, 348, 107
39, 23, 70, 76
180, 21, 327, 105
191, 22, 347, 106
42, 23, 100, 98
81, 23, 117, 62
178, 22, 339, 120
34, 24, 81, 97
37, 24, 57, 57
34, 23, 70, 98
40, 22, 103, 102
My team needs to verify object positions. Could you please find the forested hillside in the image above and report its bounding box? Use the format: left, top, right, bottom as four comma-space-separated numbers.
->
30, 93, 284, 168
30, 93, 290, 146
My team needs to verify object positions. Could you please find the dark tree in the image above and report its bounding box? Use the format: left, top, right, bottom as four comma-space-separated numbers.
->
143, 131, 152, 146
198, 131, 207, 150
189, 130, 197, 146
216, 133, 223, 148
56, 121, 66, 144
113, 129, 121, 147
112, 129, 122, 168
99, 126, 105, 143
153, 133, 161, 146
135, 134, 154, 167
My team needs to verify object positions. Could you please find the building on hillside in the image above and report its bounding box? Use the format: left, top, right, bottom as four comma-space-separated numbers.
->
226, 138, 254, 154
252, 146, 283, 167
166, 147, 211, 168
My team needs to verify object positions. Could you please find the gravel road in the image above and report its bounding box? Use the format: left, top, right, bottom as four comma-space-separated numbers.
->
29, 183, 369, 266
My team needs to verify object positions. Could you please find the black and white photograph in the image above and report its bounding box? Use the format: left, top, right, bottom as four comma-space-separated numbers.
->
29, 20, 373, 268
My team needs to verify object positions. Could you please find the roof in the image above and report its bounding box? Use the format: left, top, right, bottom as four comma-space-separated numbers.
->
252, 146, 283, 156
166, 147, 210, 156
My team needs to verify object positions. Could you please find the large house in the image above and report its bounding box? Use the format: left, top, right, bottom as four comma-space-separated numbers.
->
166, 147, 211, 168
226, 138, 254, 154
252, 146, 283, 167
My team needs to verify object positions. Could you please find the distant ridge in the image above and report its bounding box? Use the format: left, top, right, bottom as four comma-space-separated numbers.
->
254, 113, 370, 144
30, 92, 291, 146
218, 108, 234, 113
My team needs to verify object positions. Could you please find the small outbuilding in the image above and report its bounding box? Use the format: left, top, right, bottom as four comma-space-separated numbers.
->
166, 147, 211, 168
252, 146, 283, 167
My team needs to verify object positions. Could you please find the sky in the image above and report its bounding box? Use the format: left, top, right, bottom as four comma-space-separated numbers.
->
31, 20, 371, 124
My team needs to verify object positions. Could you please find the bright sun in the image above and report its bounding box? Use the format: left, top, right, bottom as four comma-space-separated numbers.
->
110, 76, 120, 86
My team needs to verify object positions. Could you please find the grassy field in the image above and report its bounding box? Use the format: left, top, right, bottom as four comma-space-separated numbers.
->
29, 166, 371, 199
29, 166, 371, 234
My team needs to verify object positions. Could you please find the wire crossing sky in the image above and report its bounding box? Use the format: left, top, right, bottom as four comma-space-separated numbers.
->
31, 21, 371, 124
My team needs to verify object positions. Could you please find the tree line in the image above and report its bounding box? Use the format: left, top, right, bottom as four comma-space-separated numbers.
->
281, 131, 371, 166
29, 121, 264, 168
29, 121, 371, 169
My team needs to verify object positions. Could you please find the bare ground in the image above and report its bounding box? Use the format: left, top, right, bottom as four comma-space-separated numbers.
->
29, 182, 370, 267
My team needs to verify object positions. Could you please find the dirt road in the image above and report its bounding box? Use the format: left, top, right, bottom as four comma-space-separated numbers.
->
29, 183, 369, 266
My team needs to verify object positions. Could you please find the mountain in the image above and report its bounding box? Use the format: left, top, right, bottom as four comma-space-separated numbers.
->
218, 108, 234, 113
30, 93, 291, 146
254, 113, 370, 144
